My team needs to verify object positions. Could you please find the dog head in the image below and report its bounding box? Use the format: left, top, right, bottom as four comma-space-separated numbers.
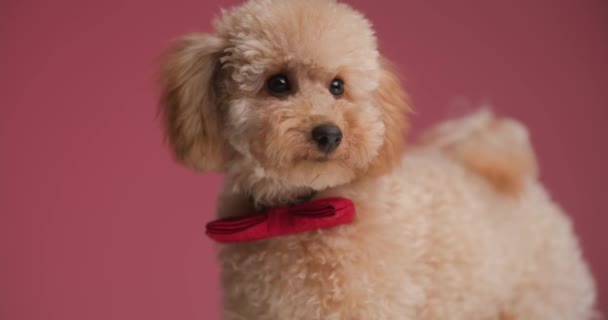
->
160, 0, 410, 195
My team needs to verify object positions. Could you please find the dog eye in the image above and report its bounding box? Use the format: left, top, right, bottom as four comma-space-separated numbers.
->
329, 78, 344, 97
266, 74, 291, 96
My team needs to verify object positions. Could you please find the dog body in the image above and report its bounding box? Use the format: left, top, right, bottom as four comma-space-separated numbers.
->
159, 0, 596, 318
216, 115, 596, 320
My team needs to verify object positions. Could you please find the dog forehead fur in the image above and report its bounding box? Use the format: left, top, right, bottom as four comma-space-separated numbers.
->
215, 0, 380, 91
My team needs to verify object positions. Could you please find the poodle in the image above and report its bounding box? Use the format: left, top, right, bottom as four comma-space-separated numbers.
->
159, 0, 597, 318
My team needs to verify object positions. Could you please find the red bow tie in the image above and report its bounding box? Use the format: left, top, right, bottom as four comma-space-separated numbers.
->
205, 197, 355, 243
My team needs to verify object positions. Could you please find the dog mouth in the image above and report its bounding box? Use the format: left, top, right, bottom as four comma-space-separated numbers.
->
289, 142, 350, 164
310, 149, 351, 162
292, 146, 342, 163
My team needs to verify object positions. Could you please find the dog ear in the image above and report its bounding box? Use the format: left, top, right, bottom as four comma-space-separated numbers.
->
367, 57, 412, 176
159, 33, 227, 171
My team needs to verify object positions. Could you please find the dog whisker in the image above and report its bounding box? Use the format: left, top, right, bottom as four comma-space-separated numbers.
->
309, 172, 322, 184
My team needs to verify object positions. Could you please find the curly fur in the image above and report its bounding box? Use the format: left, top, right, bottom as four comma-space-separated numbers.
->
159, 0, 597, 318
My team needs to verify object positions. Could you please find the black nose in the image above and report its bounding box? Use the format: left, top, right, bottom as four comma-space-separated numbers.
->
311, 124, 343, 153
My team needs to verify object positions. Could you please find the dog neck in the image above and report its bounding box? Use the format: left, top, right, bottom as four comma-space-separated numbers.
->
224, 173, 318, 212
246, 179, 317, 211
248, 190, 318, 211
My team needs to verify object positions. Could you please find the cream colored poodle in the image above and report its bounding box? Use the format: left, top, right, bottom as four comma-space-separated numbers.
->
159, 0, 597, 318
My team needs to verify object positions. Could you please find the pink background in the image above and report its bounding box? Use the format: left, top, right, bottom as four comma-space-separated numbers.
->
1, 0, 606, 318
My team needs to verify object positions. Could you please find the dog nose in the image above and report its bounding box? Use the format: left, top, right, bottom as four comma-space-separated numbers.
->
311, 124, 343, 153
